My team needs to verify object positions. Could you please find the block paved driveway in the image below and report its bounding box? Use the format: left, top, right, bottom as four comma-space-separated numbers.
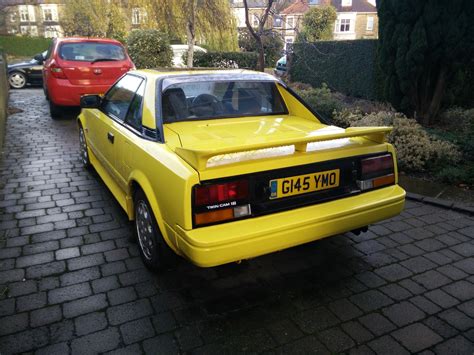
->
0, 89, 473, 355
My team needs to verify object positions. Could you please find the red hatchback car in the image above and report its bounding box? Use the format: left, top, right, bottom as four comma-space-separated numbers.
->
43, 37, 135, 118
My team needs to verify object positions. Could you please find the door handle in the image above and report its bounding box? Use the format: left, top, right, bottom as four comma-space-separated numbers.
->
107, 132, 114, 144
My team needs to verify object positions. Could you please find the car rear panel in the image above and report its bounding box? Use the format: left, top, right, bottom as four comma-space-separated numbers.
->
59, 60, 131, 86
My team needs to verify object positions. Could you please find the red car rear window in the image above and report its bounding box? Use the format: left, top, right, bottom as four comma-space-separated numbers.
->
59, 42, 126, 62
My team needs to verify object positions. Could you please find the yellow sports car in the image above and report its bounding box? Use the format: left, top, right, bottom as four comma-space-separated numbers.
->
78, 69, 405, 270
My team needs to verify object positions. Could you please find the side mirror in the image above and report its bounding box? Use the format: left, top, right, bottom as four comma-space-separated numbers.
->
34, 53, 44, 64
80, 95, 102, 109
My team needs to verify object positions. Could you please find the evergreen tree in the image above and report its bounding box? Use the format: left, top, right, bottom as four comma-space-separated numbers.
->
378, 0, 474, 125
297, 6, 337, 42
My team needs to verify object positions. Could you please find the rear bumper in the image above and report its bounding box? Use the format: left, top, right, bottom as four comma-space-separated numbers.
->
48, 79, 110, 106
174, 185, 406, 267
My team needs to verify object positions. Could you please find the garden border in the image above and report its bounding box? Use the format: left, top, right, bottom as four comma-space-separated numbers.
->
406, 192, 474, 216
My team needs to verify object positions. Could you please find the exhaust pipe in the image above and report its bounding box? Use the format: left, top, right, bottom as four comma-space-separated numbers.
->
351, 226, 369, 235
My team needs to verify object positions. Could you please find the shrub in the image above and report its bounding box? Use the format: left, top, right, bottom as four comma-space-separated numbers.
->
292, 83, 343, 120
332, 110, 461, 172
126, 30, 172, 69
0, 35, 51, 58
192, 51, 258, 70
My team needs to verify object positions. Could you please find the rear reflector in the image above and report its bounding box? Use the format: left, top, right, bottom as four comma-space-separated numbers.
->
194, 204, 252, 226
50, 64, 67, 79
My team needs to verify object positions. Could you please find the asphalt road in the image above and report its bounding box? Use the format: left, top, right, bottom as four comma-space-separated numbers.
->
0, 89, 473, 354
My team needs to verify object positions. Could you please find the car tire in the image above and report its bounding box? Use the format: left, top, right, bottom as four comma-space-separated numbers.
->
49, 101, 62, 119
78, 125, 91, 169
8, 71, 27, 89
134, 189, 177, 271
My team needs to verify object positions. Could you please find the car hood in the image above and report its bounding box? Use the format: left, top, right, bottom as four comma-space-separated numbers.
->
166, 115, 391, 171
8, 61, 38, 70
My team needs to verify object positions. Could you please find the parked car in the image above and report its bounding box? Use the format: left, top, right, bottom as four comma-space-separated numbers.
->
43, 37, 135, 118
171, 44, 207, 67
7, 51, 47, 89
274, 55, 287, 76
78, 69, 406, 271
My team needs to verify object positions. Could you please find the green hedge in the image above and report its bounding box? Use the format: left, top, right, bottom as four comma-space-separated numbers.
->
290, 40, 380, 100
0, 35, 51, 58
192, 51, 258, 70
126, 30, 172, 69
0, 49, 8, 151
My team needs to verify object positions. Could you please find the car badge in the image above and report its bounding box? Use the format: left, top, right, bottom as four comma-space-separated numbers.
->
93, 68, 102, 75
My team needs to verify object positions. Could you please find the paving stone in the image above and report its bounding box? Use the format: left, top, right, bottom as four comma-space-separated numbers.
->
409, 295, 442, 315
81, 240, 115, 255
376, 264, 413, 281
16, 291, 47, 312
0, 327, 49, 354
26, 261, 65, 279
341, 321, 373, 344
175, 324, 203, 351
49, 283, 92, 304
67, 253, 105, 271
35, 342, 70, 355
49, 319, 75, 343
424, 289, 460, 308
107, 299, 153, 325
434, 335, 474, 355
379, 283, 412, 301
442, 280, 474, 301
412, 270, 452, 290
367, 335, 410, 355
107, 286, 137, 306
359, 313, 396, 336
101, 260, 127, 276
328, 299, 363, 322
0, 313, 29, 336
423, 316, 459, 339
7, 280, 37, 297
22, 241, 58, 255
104, 344, 141, 355
392, 323, 443, 353
0, 298, 15, 316
457, 299, 474, 318
63, 293, 108, 318
55, 247, 80, 260
453, 257, 474, 274
71, 327, 121, 354
382, 301, 425, 326
401, 256, 437, 274
60, 266, 101, 286
75, 312, 108, 336
350, 290, 393, 312
319, 327, 355, 353
143, 333, 179, 354
292, 306, 339, 334
266, 319, 303, 345
30, 305, 62, 327
0, 269, 24, 283
438, 308, 474, 331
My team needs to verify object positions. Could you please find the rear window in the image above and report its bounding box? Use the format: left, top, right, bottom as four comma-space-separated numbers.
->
161, 81, 287, 122
59, 42, 126, 62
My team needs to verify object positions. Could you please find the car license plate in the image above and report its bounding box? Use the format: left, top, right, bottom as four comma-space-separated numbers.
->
269, 169, 340, 199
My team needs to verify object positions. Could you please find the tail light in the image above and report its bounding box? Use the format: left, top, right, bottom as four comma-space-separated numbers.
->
357, 154, 395, 190
50, 63, 67, 79
193, 179, 251, 226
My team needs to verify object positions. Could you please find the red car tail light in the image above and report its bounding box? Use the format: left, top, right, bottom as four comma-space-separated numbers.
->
50, 63, 67, 79
193, 179, 251, 227
358, 154, 395, 191
194, 180, 249, 206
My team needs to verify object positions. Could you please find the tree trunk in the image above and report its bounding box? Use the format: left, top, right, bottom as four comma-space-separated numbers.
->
425, 66, 447, 124
416, 67, 447, 126
256, 37, 265, 72
186, 0, 196, 68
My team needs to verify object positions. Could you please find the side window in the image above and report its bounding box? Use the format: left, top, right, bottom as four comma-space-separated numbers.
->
102, 75, 143, 121
125, 81, 145, 131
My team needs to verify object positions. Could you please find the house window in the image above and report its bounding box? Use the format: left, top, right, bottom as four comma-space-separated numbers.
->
366, 16, 374, 31
308, 0, 321, 4
42, 5, 58, 22
20, 25, 38, 36
10, 12, 17, 22
19, 5, 35, 22
337, 18, 351, 32
44, 25, 61, 38
273, 16, 282, 28
285, 36, 294, 51
132, 8, 142, 25
252, 14, 259, 27
287, 16, 294, 29
341, 0, 352, 6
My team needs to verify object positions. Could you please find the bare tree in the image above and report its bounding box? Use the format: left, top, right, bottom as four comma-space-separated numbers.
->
243, 0, 274, 72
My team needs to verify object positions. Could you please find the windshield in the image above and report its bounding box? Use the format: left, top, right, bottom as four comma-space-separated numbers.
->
59, 42, 126, 62
161, 81, 287, 122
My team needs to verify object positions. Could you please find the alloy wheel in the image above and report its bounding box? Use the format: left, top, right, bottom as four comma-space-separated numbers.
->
8, 72, 26, 89
136, 200, 155, 261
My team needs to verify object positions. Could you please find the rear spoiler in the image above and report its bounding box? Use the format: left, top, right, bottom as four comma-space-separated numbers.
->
175, 126, 392, 170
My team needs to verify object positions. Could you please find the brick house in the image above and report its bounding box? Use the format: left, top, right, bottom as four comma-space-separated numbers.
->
275, 0, 378, 48
0, 0, 64, 38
